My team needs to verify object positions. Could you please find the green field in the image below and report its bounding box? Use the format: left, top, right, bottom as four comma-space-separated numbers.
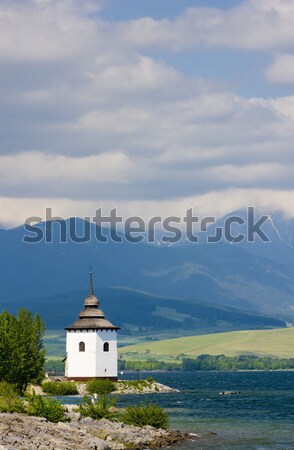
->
119, 328, 294, 360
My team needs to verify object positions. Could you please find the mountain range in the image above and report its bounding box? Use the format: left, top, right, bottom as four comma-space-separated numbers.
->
1, 209, 294, 334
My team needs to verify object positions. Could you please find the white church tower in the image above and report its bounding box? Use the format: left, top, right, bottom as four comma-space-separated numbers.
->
65, 273, 120, 381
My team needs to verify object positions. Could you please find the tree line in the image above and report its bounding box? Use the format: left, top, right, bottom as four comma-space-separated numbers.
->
118, 354, 294, 372
44, 352, 294, 375
181, 354, 294, 371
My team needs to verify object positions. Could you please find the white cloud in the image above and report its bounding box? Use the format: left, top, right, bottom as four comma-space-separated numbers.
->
1, 79, 294, 201
251, 0, 294, 14
0, 1, 294, 225
266, 54, 294, 84
3, 188, 294, 229
0, 0, 103, 62
0, 151, 133, 197
116, 0, 294, 52
98, 56, 182, 92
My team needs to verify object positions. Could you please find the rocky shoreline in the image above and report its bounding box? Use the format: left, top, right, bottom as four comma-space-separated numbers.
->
0, 412, 189, 450
76, 381, 178, 396
39, 378, 179, 396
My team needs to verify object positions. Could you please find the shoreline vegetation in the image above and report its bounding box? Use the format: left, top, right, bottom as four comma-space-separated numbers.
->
45, 354, 294, 376
39, 378, 178, 396
0, 378, 186, 450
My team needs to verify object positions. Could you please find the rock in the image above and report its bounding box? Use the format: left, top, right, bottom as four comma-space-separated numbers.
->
0, 412, 190, 449
81, 416, 95, 424
32, 416, 48, 422
0, 445, 17, 450
113, 381, 178, 395
56, 422, 73, 431
66, 411, 82, 422
219, 391, 241, 395
81, 438, 110, 450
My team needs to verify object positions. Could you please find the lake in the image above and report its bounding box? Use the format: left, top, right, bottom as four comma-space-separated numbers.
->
64, 371, 294, 449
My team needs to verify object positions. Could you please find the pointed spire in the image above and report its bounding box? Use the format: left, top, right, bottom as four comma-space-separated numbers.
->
89, 271, 94, 296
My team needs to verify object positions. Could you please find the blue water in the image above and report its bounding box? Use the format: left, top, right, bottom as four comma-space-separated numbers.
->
63, 371, 294, 449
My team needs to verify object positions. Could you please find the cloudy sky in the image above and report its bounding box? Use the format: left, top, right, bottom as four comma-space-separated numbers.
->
1, 0, 294, 227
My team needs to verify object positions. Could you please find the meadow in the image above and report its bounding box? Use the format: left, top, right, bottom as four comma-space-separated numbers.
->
119, 328, 294, 361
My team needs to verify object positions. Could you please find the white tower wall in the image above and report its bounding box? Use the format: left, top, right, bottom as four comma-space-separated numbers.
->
66, 329, 118, 380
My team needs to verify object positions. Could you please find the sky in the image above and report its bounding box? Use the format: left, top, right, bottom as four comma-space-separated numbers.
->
1, 0, 294, 227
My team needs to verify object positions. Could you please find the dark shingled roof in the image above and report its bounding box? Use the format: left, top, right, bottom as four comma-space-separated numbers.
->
65, 273, 120, 331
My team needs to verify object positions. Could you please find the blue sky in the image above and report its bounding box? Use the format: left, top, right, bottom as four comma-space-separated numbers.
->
100, 0, 240, 20
99, 0, 293, 99
0, 0, 294, 226
100, 0, 294, 98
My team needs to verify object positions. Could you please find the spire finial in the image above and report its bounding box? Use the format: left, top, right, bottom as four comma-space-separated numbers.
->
89, 271, 94, 296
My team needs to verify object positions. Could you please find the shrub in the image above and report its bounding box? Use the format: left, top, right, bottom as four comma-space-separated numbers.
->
77, 395, 117, 421
0, 381, 25, 413
0, 381, 19, 397
146, 376, 154, 383
27, 393, 66, 423
122, 403, 169, 429
121, 380, 149, 391
86, 379, 115, 395
42, 381, 78, 395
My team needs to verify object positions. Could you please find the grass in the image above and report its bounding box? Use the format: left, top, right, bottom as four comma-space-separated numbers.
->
45, 356, 64, 361
119, 328, 294, 359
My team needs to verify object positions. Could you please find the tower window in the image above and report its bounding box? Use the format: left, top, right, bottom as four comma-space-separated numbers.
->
103, 342, 109, 352
79, 341, 85, 352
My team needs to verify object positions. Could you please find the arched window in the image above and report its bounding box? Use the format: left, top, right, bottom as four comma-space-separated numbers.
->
79, 341, 85, 352
103, 342, 109, 352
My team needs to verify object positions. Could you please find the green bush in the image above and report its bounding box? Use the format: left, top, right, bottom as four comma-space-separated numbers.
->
77, 395, 117, 421
0, 381, 19, 397
121, 380, 149, 391
0, 381, 25, 413
122, 403, 169, 429
27, 393, 66, 423
146, 376, 154, 383
86, 379, 115, 395
42, 381, 78, 395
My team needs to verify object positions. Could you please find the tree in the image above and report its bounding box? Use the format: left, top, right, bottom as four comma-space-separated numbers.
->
0, 308, 45, 393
